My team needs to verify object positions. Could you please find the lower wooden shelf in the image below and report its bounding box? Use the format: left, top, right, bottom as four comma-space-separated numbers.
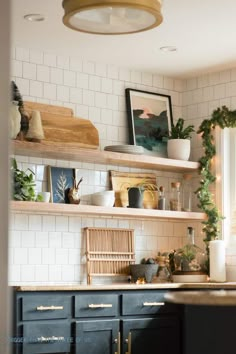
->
11, 201, 206, 221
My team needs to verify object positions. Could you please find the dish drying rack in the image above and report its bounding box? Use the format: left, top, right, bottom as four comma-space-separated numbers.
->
84, 227, 135, 284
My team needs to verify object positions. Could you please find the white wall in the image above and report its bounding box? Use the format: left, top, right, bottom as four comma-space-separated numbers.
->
10, 46, 205, 285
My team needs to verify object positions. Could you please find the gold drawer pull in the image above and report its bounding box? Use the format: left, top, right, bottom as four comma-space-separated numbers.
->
114, 332, 121, 354
143, 302, 165, 306
37, 336, 65, 343
36, 306, 64, 311
125, 332, 131, 354
88, 303, 113, 308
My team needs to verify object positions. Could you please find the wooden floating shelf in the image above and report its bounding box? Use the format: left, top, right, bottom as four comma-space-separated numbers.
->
11, 201, 206, 221
12, 140, 199, 172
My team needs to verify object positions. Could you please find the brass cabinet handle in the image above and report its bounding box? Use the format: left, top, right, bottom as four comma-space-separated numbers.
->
37, 336, 65, 343
36, 305, 64, 311
143, 302, 165, 306
125, 332, 131, 354
88, 303, 112, 308
114, 332, 121, 354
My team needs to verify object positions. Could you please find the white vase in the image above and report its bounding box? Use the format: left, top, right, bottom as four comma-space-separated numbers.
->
10, 100, 21, 139
167, 139, 191, 161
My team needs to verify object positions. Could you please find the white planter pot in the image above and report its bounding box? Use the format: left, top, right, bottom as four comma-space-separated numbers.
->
167, 139, 191, 161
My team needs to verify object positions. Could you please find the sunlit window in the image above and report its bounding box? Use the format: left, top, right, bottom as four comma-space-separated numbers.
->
217, 128, 236, 247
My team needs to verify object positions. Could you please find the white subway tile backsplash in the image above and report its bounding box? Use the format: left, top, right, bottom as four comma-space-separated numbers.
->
44, 53, 57, 67
89, 75, 101, 92
83, 61, 95, 75
23, 62, 36, 80
37, 65, 50, 82
70, 57, 83, 72
64, 70, 76, 87
30, 80, 43, 98
15, 78, 30, 96
101, 78, 113, 93
35, 265, 49, 281
70, 87, 83, 104
11, 60, 22, 77
55, 216, 69, 232
107, 64, 119, 80
29, 248, 42, 264
43, 83, 57, 100
51, 67, 63, 84
56, 249, 69, 264
21, 231, 35, 247
119, 68, 131, 82
95, 62, 107, 77
42, 248, 56, 264
77, 72, 89, 89
57, 55, 70, 69
14, 248, 28, 264
21, 265, 35, 281
49, 265, 62, 281
16, 47, 29, 62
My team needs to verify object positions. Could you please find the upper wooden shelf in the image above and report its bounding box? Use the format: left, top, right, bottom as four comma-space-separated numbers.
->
12, 141, 200, 172
11, 201, 206, 221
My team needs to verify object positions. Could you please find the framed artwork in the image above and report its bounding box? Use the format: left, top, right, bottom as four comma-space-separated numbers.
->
125, 88, 173, 157
48, 166, 75, 203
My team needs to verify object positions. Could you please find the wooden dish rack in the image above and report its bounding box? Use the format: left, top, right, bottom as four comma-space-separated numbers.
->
84, 227, 135, 284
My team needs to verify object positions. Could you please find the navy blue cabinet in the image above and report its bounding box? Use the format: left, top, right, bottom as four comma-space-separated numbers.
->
13, 289, 181, 354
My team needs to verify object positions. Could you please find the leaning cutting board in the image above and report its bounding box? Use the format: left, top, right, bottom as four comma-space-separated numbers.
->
110, 170, 158, 208
23, 101, 99, 149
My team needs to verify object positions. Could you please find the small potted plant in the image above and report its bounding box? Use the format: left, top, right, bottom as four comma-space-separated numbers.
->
167, 118, 195, 161
120, 179, 158, 208
11, 158, 38, 201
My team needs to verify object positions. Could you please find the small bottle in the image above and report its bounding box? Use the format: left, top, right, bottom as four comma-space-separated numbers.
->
182, 174, 192, 212
158, 186, 166, 210
170, 182, 181, 211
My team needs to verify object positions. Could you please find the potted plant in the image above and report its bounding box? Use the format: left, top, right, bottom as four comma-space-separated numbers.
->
167, 118, 195, 161
11, 158, 39, 201
120, 179, 158, 208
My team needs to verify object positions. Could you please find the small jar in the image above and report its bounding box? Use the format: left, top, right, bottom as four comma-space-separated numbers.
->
182, 174, 193, 212
158, 186, 166, 210
170, 182, 181, 211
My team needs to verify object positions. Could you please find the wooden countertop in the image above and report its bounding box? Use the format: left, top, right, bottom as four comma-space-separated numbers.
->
13, 282, 236, 292
165, 289, 236, 306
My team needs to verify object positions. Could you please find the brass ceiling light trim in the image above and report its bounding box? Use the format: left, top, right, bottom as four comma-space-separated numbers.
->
62, 0, 163, 35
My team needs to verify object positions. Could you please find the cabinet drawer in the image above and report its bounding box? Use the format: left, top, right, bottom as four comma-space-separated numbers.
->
122, 292, 171, 315
22, 321, 71, 354
21, 295, 70, 320
74, 294, 118, 318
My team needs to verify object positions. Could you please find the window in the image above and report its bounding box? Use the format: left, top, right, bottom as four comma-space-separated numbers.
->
217, 128, 236, 248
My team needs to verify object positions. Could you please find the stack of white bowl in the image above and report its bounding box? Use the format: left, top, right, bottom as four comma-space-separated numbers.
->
91, 190, 115, 207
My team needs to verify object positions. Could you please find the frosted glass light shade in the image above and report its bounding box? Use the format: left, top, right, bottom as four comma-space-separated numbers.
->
62, 0, 163, 35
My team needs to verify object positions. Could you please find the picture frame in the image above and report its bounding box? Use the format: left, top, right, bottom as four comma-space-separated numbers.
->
125, 88, 173, 157
48, 166, 75, 203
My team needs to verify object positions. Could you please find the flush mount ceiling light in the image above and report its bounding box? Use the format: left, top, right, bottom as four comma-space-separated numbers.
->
62, 0, 163, 35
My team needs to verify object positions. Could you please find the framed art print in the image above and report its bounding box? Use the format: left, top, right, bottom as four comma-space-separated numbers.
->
48, 166, 75, 203
125, 88, 173, 157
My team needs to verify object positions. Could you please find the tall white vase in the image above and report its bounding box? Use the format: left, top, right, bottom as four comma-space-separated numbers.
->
209, 240, 226, 282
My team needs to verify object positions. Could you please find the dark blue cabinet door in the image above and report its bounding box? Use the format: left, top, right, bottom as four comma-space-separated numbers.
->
75, 319, 119, 354
122, 317, 180, 354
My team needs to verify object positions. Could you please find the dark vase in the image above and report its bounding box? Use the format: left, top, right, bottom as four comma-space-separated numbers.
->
128, 187, 144, 208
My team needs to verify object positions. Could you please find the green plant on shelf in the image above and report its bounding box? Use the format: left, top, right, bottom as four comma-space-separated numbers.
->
11, 158, 41, 201
168, 118, 195, 139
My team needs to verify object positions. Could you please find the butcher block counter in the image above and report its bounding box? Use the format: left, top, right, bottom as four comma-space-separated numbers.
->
13, 281, 236, 291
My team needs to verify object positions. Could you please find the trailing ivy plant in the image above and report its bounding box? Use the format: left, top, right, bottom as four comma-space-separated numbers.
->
196, 105, 236, 256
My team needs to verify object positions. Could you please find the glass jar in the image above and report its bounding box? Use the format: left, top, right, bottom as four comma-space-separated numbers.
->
182, 174, 193, 212
157, 186, 166, 210
173, 226, 207, 274
169, 182, 181, 211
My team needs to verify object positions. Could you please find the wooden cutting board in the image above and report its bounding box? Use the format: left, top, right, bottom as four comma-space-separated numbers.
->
22, 101, 99, 149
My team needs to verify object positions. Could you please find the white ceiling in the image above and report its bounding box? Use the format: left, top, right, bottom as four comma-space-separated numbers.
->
11, 0, 236, 78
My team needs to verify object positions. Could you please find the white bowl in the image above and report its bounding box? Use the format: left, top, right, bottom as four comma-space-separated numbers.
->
91, 191, 115, 207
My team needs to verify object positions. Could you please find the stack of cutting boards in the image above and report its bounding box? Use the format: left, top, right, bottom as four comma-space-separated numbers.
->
21, 101, 99, 149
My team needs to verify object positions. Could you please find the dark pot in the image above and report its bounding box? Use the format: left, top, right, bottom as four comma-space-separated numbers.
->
128, 187, 144, 208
